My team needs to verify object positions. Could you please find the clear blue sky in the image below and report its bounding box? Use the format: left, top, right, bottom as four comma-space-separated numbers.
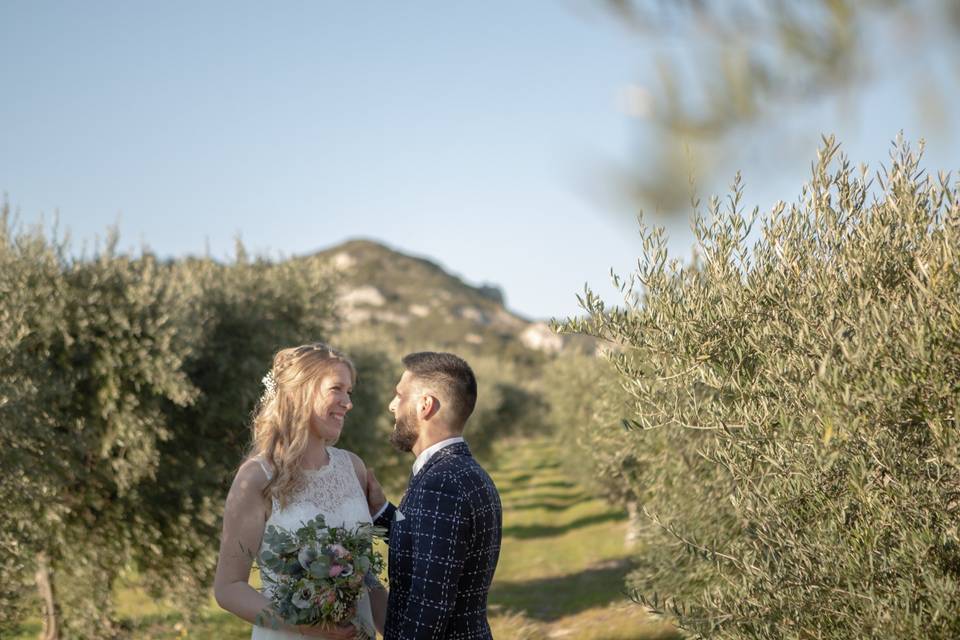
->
2, 2, 957, 319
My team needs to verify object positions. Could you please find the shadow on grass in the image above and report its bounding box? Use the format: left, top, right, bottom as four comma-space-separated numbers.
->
503, 497, 589, 512
490, 559, 635, 621
516, 479, 574, 490
526, 459, 561, 472
506, 489, 583, 501
497, 480, 577, 496
496, 456, 563, 473
503, 511, 625, 539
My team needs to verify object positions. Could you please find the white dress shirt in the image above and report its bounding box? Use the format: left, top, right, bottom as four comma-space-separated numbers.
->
370, 437, 466, 521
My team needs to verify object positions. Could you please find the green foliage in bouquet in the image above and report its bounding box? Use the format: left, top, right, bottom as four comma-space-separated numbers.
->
559, 136, 960, 639
256, 515, 385, 639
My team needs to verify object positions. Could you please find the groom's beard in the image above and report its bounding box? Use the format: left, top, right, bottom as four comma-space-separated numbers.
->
389, 408, 419, 453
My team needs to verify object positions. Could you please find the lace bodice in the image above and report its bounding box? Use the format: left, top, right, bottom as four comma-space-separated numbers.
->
252, 447, 375, 639
258, 447, 372, 530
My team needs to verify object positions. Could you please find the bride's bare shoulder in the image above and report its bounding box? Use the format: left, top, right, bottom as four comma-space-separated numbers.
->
232, 457, 272, 491
220, 458, 273, 529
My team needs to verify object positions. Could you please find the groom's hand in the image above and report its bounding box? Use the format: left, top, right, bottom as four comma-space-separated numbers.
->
295, 622, 355, 639
366, 468, 386, 516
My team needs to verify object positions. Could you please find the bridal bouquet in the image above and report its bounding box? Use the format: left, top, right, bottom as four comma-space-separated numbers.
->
257, 514, 386, 639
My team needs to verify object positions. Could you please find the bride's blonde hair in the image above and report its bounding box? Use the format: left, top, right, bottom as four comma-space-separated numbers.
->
248, 342, 356, 508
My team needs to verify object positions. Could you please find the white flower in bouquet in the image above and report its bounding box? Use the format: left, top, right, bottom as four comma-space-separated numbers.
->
291, 584, 317, 609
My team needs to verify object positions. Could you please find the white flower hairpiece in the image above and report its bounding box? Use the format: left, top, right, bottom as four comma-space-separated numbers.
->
261, 371, 277, 402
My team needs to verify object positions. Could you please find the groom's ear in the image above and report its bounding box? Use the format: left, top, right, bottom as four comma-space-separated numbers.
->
419, 394, 441, 420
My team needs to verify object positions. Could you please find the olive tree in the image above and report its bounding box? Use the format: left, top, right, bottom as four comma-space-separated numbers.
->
0, 214, 196, 639
541, 353, 650, 545
132, 250, 342, 608
561, 137, 960, 638
0, 224, 370, 637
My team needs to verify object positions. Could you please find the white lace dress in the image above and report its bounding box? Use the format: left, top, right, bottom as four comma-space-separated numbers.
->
253, 447, 376, 639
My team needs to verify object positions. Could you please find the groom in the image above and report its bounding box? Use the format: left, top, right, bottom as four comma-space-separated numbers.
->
366, 352, 502, 640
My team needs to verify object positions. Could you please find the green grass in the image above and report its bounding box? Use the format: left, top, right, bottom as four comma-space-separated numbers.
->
485, 440, 679, 640
10, 439, 678, 639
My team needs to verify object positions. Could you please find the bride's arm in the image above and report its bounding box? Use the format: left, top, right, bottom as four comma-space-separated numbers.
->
346, 451, 389, 520
346, 451, 393, 534
346, 450, 370, 494
213, 459, 354, 640
368, 578, 388, 635
213, 459, 273, 625
346, 451, 390, 635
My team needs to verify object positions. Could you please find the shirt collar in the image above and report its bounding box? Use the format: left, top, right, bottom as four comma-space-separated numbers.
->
412, 436, 465, 477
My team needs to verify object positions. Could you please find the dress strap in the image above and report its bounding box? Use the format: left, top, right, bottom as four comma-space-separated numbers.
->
255, 457, 273, 481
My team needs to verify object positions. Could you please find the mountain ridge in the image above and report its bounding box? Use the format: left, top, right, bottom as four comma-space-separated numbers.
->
306, 238, 572, 356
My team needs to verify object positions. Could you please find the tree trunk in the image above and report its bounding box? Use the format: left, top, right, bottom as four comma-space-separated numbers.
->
625, 500, 642, 548
34, 552, 59, 640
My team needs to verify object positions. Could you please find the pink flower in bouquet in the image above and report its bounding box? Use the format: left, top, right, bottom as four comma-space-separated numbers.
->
329, 564, 344, 577
316, 588, 337, 607
329, 543, 349, 558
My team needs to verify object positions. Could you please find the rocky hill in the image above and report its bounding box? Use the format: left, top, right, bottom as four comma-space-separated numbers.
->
307, 239, 578, 356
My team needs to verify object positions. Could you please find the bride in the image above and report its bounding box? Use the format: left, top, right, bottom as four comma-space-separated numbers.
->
215, 343, 387, 639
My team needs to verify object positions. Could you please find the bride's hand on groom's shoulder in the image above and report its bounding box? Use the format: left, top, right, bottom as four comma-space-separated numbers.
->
365, 468, 386, 516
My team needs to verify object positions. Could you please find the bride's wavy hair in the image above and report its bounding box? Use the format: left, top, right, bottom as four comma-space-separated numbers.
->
248, 342, 356, 508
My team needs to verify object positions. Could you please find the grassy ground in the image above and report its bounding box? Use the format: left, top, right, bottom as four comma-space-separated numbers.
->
11, 439, 678, 639
484, 440, 678, 640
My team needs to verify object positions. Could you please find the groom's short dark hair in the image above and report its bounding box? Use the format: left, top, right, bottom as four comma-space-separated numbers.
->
402, 352, 478, 430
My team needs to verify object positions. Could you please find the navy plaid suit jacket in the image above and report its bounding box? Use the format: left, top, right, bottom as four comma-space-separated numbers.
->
374, 441, 502, 640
